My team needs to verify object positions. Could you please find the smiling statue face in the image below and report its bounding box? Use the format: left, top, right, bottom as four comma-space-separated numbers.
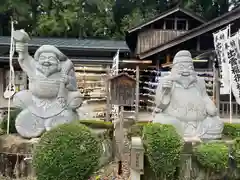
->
172, 62, 195, 77
171, 61, 197, 88
36, 52, 61, 77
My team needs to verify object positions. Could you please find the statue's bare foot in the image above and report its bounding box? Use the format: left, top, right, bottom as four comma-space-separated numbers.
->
15, 109, 45, 138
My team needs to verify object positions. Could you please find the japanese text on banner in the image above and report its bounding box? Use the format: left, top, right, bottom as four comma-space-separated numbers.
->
213, 26, 231, 94
225, 32, 240, 104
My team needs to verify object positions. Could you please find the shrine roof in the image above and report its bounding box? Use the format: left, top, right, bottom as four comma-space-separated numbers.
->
127, 6, 206, 34
138, 6, 240, 59
109, 73, 136, 81
0, 36, 129, 52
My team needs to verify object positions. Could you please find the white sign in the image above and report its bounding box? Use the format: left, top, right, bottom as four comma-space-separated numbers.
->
225, 32, 240, 104
213, 26, 231, 94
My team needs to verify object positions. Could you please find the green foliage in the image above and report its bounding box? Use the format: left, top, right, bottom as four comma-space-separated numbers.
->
0, 0, 237, 38
143, 123, 183, 179
194, 142, 229, 172
78, 120, 113, 129
33, 123, 102, 180
1, 108, 21, 134
120, 8, 156, 33
223, 123, 240, 138
233, 138, 240, 168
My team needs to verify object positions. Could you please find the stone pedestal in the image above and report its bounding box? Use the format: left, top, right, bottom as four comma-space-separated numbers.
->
0, 134, 38, 178
179, 137, 201, 180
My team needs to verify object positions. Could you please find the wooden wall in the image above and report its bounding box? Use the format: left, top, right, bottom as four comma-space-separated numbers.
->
136, 29, 187, 54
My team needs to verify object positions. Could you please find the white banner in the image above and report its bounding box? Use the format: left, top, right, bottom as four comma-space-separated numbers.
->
111, 50, 120, 135
111, 49, 119, 75
225, 31, 240, 104
213, 26, 231, 94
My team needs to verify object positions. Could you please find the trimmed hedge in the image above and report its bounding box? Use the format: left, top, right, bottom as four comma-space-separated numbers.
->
143, 123, 183, 179
33, 123, 102, 180
194, 142, 229, 172
223, 123, 240, 138
78, 120, 113, 129
78, 120, 114, 140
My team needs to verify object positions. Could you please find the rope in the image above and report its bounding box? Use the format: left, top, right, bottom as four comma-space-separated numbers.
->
6, 20, 16, 134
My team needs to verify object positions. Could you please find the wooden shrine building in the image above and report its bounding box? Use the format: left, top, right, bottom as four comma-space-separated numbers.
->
126, 5, 240, 63
125, 5, 240, 119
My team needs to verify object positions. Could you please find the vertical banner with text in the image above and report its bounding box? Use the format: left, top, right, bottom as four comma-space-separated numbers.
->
111, 50, 120, 136
213, 26, 231, 94
225, 31, 240, 104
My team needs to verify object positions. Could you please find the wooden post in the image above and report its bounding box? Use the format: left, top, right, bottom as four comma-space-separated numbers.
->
196, 37, 201, 51
118, 105, 124, 175
135, 66, 139, 121
215, 62, 220, 115
163, 20, 166, 30
186, 20, 189, 30
174, 18, 177, 30
106, 65, 110, 121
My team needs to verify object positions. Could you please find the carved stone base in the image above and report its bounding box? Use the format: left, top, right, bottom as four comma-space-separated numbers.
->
15, 109, 45, 139
16, 108, 79, 138
153, 113, 223, 140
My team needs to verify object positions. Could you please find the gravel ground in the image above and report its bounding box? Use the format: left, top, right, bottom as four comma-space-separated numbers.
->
90, 129, 130, 180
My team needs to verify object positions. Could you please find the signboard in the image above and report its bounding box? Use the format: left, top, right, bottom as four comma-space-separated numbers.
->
110, 73, 136, 106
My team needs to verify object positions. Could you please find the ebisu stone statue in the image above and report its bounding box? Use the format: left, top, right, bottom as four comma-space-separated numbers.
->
12, 30, 83, 138
153, 50, 223, 139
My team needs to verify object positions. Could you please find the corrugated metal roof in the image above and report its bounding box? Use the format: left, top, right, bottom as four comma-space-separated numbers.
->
0, 36, 129, 51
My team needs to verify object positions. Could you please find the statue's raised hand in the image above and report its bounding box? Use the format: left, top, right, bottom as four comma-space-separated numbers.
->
13, 29, 30, 43
15, 42, 26, 53
13, 29, 30, 53
162, 80, 173, 89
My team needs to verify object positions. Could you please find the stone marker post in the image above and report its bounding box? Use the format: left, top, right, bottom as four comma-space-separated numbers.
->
179, 137, 201, 180
130, 137, 144, 180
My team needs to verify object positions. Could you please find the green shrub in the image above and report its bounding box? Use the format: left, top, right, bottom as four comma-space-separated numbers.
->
223, 123, 240, 138
1, 108, 21, 134
194, 142, 229, 172
233, 137, 240, 169
143, 123, 183, 179
78, 120, 113, 129
33, 123, 102, 180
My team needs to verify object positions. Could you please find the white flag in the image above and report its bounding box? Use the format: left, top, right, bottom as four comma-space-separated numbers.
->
226, 31, 240, 104
213, 26, 231, 94
111, 49, 119, 75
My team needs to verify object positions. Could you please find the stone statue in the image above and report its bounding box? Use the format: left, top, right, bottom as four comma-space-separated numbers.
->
12, 30, 83, 138
153, 50, 223, 139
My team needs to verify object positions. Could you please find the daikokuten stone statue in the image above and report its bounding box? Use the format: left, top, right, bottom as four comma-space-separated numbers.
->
13, 30, 83, 138
153, 50, 223, 139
